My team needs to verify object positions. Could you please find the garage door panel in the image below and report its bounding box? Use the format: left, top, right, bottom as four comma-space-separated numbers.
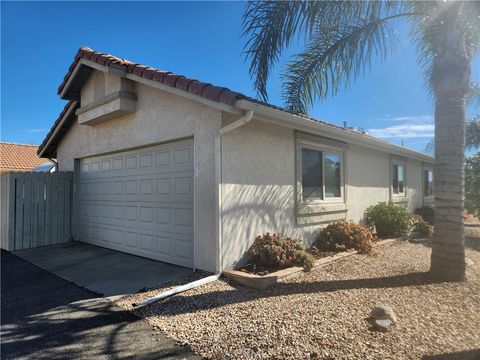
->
79, 140, 194, 267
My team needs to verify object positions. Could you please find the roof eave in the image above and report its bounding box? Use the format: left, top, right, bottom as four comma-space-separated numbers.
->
38, 101, 79, 158
235, 99, 435, 164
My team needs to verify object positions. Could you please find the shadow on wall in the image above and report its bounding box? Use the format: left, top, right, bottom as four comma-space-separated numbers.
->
221, 184, 321, 269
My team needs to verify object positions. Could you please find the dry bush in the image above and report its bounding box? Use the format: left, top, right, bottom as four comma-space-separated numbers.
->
247, 233, 314, 272
316, 221, 376, 254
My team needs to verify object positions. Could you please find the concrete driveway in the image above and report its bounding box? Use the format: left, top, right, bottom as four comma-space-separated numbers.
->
1, 250, 202, 359
14, 242, 192, 298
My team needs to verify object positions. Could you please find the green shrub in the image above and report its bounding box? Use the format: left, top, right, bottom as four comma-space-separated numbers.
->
364, 202, 412, 238
414, 206, 435, 225
247, 233, 314, 272
410, 214, 433, 238
316, 220, 376, 254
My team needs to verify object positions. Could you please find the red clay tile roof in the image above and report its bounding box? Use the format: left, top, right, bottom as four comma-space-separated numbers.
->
42, 47, 433, 162
58, 47, 245, 105
0, 142, 49, 171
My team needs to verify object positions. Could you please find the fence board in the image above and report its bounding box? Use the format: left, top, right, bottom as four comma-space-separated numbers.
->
31, 174, 38, 248
57, 173, 65, 244
22, 173, 32, 249
37, 173, 46, 247
50, 173, 58, 245
64, 173, 72, 242
14, 175, 24, 250
44, 174, 52, 246
7, 174, 16, 250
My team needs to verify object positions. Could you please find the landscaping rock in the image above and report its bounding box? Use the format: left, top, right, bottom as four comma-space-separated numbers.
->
373, 319, 392, 332
118, 240, 480, 360
370, 304, 397, 323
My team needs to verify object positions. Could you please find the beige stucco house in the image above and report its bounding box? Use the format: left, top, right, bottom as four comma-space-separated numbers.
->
39, 47, 435, 273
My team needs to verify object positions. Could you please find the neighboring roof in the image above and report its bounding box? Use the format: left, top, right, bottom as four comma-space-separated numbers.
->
0, 142, 49, 171
59, 47, 244, 105
41, 47, 434, 163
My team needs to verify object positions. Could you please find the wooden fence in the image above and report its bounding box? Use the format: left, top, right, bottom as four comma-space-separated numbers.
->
1, 172, 73, 251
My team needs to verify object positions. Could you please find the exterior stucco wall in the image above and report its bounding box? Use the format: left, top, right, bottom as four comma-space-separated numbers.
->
56, 71, 222, 272
344, 144, 390, 221
405, 158, 424, 211
220, 120, 428, 270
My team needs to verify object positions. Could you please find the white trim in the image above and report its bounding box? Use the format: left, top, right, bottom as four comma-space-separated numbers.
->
299, 143, 344, 203
390, 158, 407, 199
295, 134, 347, 218
422, 165, 434, 200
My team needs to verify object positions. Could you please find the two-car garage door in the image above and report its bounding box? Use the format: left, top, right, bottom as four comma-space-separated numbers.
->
79, 139, 194, 267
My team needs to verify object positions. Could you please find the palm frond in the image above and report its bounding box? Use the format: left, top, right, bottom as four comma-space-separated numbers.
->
242, 1, 406, 102
242, 1, 318, 101
281, 17, 397, 113
466, 116, 480, 150
408, 1, 480, 95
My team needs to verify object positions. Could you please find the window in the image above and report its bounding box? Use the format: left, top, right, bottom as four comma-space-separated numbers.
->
424, 169, 433, 197
392, 161, 405, 195
301, 147, 342, 201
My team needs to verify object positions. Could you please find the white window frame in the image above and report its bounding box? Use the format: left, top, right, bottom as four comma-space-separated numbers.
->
299, 140, 345, 204
391, 158, 407, 198
423, 166, 434, 199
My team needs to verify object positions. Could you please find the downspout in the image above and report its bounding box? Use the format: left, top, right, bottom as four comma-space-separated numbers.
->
215, 109, 254, 273
134, 109, 253, 309
48, 158, 58, 172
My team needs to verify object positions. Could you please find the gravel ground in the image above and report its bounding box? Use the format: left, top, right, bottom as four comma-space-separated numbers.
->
118, 227, 480, 360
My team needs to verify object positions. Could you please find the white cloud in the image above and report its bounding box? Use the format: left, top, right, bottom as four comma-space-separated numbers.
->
367, 115, 434, 123
367, 123, 434, 138
26, 128, 47, 133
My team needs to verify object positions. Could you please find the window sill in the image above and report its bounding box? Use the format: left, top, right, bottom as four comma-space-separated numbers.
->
297, 202, 347, 215
296, 202, 347, 226
392, 195, 407, 203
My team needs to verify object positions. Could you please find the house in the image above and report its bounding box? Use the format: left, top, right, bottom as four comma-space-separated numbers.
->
0, 142, 53, 174
38, 47, 435, 273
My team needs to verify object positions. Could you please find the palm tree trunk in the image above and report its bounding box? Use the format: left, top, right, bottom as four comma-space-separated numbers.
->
430, 12, 470, 281
431, 96, 466, 281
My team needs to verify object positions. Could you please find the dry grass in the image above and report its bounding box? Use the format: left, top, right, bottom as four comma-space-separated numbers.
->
118, 225, 480, 360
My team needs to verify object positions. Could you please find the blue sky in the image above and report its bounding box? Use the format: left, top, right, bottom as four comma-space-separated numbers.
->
2, 1, 479, 154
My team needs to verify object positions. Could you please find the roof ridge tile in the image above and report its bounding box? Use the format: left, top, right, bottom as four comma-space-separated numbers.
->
58, 47, 243, 106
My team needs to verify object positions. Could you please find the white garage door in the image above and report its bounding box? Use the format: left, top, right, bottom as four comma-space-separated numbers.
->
79, 139, 194, 267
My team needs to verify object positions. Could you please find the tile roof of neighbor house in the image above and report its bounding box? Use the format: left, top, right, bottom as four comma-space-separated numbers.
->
58, 47, 246, 105
0, 142, 48, 171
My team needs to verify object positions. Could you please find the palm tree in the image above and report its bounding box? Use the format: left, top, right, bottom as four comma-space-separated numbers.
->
466, 117, 480, 150
427, 117, 480, 153
426, 83, 480, 152
243, 1, 480, 281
